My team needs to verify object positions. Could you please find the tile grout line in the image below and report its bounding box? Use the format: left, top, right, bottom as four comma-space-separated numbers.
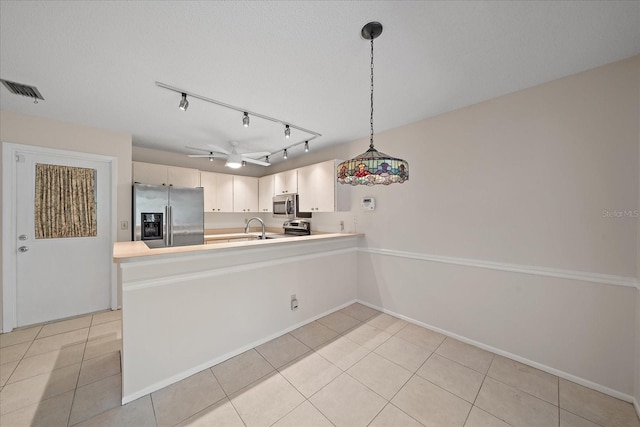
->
66, 314, 92, 427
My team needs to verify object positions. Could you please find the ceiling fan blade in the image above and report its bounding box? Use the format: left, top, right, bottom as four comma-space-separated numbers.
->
242, 157, 270, 167
206, 144, 231, 155
185, 145, 210, 152
241, 151, 271, 158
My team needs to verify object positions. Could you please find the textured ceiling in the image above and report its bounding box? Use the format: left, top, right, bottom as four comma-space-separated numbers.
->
1, 1, 639, 165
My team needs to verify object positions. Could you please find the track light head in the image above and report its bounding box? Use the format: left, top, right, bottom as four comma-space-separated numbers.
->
243, 112, 250, 127
179, 93, 189, 111
283, 149, 288, 159
284, 125, 290, 139
266, 155, 270, 164
304, 141, 309, 153
242, 160, 247, 167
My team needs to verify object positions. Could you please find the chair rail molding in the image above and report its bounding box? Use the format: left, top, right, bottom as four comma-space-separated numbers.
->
360, 247, 638, 289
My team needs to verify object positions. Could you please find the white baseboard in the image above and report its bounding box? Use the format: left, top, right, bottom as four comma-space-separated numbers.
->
634, 397, 640, 419
121, 299, 357, 404
356, 299, 637, 405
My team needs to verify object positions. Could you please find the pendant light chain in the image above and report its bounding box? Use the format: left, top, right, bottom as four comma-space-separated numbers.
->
337, 21, 409, 186
369, 37, 375, 149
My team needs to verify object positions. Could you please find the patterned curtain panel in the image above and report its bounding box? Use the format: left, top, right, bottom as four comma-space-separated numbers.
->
34, 163, 97, 239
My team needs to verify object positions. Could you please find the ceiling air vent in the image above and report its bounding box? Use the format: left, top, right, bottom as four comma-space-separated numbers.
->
1, 79, 44, 102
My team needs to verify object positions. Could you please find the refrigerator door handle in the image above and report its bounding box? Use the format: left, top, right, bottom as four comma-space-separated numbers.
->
164, 205, 170, 247
168, 205, 173, 247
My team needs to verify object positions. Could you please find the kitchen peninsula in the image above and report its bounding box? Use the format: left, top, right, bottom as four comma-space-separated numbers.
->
113, 232, 362, 404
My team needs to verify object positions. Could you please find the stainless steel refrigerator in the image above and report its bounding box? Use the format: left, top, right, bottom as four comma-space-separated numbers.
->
133, 183, 204, 248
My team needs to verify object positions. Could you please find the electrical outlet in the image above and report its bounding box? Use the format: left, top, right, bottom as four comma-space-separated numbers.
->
120, 221, 128, 230
290, 294, 299, 311
339, 220, 344, 231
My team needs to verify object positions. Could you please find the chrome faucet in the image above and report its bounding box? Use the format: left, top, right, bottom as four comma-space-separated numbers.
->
244, 217, 266, 240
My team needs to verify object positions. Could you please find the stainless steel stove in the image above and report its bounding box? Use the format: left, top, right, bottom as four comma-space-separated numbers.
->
283, 219, 311, 236
264, 219, 311, 239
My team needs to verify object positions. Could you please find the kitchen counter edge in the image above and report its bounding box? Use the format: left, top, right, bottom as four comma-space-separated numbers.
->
113, 232, 363, 263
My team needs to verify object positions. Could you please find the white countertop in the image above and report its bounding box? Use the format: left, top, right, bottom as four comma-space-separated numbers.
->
113, 232, 362, 262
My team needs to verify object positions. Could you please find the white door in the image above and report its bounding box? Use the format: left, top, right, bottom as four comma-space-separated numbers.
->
14, 151, 112, 327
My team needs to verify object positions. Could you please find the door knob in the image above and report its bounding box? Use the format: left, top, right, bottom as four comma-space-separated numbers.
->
18, 246, 29, 253
18, 234, 28, 241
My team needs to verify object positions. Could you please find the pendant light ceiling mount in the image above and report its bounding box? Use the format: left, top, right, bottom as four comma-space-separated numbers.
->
361, 21, 383, 41
337, 21, 409, 186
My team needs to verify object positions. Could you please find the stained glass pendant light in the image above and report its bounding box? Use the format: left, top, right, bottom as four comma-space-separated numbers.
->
337, 22, 409, 186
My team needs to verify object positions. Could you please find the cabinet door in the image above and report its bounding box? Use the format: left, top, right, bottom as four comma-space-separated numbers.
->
167, 166, 200, 187
297, 165, 316, 212
200, 171, 218, 212
315, 160, 336, 212
233, 176, 258, 213
259, 175, 274, 212
274, 169, 297, 194
216, 174, 234, 212
132, 162, 168, 186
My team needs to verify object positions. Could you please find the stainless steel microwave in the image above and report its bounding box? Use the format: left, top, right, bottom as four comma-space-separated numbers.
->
273, 194, 298, 218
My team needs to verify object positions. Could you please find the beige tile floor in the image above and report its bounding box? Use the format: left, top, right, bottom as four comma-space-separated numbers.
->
0, 303, 638, 427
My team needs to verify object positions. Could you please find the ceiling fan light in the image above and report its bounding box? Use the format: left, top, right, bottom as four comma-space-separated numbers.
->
304, 141, 309, 152
225, 153, 243, 169
243, 112, 250, 127
284, 125, 290, 139
266, 155, 270, 164
179, 93, 189, 111
283, 149, 288, 159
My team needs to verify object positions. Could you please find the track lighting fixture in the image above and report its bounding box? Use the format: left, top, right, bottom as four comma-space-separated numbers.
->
156, 82, 325, 165
179, 93, 189, 111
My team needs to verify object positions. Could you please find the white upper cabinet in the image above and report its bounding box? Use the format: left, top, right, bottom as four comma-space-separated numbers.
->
233, 175, 259, 213
200, 171, 233, 212
133, 162, 200, 187
258, 175, 274, 212
274, 169, 297, 194
167, 166, 200, 188
297, 160, 349, 212
132, 162, 167, 186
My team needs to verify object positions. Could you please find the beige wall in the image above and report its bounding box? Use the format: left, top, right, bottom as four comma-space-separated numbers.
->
274, 56, 640, 396
0, 110, 132, 331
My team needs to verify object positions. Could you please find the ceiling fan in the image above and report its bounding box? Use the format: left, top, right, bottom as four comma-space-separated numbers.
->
186, 141, 270, 168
